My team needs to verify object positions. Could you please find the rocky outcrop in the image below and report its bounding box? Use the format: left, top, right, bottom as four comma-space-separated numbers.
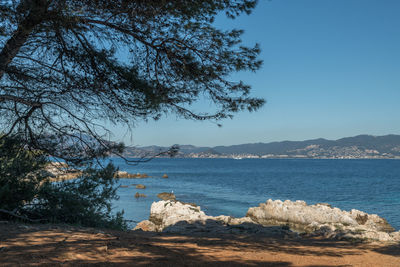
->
135, 200, 292, 237
135, 220, 157, 231
44, 162, 82, 181
45, 165, 149, 181
135, 184, 146, 189
157, 192, 176, 201
134, 192, 146, 198
134, 199, 400, 242
114, 171, 149, 179
246, 199, 397, 241
147, 200, 206, 231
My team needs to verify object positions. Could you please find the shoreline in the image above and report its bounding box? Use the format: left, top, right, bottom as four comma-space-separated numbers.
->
113, 156, 400, 160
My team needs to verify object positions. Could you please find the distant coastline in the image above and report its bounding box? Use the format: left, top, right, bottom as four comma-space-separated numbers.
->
122, 134, 400, 159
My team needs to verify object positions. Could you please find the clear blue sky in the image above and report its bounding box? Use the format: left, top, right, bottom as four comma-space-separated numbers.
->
115, 0, 400, 147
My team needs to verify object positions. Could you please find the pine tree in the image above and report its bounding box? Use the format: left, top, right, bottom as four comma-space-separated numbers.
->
0, 0, 264, 161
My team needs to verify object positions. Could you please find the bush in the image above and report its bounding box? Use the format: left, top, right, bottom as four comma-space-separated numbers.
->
33, 164, 127, 230
0, 136, 127, 230
0, 136, 47, 212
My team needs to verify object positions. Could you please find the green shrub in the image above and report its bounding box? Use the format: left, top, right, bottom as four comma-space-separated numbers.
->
33, 164, 127, 230
0, 136, 127, 230
0, 136, 47, 212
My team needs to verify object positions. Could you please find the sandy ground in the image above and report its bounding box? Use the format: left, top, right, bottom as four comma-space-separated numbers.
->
0, 222, 399, 266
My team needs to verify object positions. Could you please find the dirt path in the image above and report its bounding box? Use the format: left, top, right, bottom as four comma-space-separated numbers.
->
0, 222, 399, 266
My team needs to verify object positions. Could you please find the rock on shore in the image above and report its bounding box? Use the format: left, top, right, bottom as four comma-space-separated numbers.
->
44, 165, 148, 181
134, 199, 400, 242
134, 200, 292, 237
157, 192, 176, 201
247, 199, 399, 241
114, 171, 149, 179
135, 184, 146, 189
134, 192, 146, 198
44, 162, 82, 181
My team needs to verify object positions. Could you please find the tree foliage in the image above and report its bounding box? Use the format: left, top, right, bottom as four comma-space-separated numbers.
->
0, 135, 127, 229
0, 135, 47, 212
33, 163, 126, 229
0, 0, 264, 161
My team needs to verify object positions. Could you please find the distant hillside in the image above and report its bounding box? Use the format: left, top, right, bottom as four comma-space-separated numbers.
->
213, 138, 335, 155
123, 134, 400, 159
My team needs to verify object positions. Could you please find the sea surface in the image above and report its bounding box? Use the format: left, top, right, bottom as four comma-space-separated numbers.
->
109, 158, 400, 230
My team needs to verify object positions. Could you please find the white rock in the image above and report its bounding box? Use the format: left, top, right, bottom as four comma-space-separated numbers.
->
134, 199, 400, 242
148, 201, 210, 231
246, 199, 400, 242
246, 199, 392, 230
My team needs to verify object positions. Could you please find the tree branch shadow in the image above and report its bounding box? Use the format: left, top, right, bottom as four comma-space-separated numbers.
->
0, 222, 398, 266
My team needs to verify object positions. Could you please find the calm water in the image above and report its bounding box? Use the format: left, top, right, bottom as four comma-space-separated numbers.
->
110, 158, 400, 230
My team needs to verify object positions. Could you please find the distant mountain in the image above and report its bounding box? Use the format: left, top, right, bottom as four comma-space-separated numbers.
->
175, 145, 211, 154
213, 138, 335, 155
122, 134, 400, 159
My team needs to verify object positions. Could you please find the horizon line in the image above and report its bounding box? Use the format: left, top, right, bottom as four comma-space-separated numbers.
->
128, 133, 400, 148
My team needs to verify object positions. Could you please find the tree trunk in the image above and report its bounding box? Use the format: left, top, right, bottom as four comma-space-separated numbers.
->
0, 0, 48, 80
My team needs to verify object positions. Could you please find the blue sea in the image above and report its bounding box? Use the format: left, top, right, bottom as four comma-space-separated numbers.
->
110, 158, 400, 230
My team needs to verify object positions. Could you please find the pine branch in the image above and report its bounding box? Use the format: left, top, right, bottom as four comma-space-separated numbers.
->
0, 208, 46, 223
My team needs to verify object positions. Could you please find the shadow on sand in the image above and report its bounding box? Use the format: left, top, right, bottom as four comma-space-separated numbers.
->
0, 221, 398, 266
